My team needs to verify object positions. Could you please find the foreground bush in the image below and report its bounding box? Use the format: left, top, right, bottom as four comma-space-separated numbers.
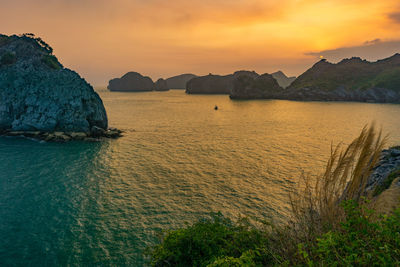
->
146, 213, 271, 266
298, 200, 400, 266
147, 125, 400, 266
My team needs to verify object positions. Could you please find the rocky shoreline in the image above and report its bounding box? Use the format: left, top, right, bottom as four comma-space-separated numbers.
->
367, 146, 400, 191
0, 127, 123, 142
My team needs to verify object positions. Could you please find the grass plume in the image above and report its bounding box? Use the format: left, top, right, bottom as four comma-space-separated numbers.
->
274, 123, 387, 262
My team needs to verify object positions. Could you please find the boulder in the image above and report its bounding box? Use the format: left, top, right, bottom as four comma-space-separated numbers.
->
90, 126, 106, 137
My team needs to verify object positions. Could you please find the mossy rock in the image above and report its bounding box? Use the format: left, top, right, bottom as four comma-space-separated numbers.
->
373, 168, 400, 196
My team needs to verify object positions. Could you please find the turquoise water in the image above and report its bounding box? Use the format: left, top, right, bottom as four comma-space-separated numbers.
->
1, 89, 400, 266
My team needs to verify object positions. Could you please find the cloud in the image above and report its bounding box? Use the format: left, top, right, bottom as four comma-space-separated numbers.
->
388, 11, 400, 23
364, 38, 381, 45
305, 39, 400, 62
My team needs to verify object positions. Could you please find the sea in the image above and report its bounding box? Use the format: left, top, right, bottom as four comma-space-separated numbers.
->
1, 89, 400, 266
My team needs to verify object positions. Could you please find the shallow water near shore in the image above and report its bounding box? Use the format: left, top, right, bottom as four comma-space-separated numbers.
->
1, 89, 400, 266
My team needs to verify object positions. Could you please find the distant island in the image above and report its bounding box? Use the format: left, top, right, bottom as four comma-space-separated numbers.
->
166, 74, 197, 89
231, 54, 400, 102
185, 70, 295, 94
108, 72, 197, 91
0, 33, 120, 141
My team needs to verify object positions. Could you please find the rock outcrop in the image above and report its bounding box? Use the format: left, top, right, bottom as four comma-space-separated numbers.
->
0, 34, 109, 135
186, 71, 258, 94
230, 73, 284, 99
271, 71, 296, 88
367, 146, 400, 192
283, 55, 400, 102
108, 72, 154, 91
165, 74, 197, 89
154, 78, 169, 91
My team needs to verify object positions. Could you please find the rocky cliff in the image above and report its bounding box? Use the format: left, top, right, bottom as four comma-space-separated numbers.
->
0, 34, 108, 134
283, 55, 400, 102
165, 74, 197, 89
186, 71, 258, 94
108, 72, 154, 91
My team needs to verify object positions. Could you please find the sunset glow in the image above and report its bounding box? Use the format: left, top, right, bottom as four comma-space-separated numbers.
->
2, 0, 400, 84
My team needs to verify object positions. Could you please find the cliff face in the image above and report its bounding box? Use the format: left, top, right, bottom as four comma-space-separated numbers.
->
165, 74, 197, 89
108, 72, 154, 91
0, 34, 108, 132
230, 73, 284, 99
284, 55, 400, 102
186, 71, 258, 94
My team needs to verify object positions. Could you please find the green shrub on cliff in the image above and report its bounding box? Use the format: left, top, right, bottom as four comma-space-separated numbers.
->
146, 213, 271, 267
297, 200, 400, 266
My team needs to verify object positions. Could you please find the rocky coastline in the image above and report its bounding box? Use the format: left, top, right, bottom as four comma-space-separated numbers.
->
0, 127, 123, 142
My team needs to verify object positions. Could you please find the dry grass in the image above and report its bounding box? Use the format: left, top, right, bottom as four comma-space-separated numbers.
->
271, 124, 387, 263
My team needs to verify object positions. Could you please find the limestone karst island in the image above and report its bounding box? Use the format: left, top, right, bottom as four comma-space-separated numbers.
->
1, 0, 400, 266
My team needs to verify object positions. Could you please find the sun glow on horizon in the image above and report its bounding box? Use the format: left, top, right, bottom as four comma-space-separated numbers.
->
1, 0, 400, 84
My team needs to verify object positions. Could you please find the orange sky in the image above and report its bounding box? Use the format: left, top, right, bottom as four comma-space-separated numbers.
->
2, 0, 400, 85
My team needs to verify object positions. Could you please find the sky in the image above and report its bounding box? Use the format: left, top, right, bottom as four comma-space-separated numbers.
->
1, 0, 400, 85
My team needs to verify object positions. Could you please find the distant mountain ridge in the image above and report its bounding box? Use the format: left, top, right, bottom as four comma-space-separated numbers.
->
166, 74, 197, 89
185, 70, 294, 94
185, 71, 259, 94
230, 54, 400, 102
271, 71, 296, 88
283, 54, 400, 102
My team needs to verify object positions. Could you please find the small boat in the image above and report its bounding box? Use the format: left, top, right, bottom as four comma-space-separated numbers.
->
214, 105, 218, 110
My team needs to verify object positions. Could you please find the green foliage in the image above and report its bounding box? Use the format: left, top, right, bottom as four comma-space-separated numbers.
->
208, 250, 259, 267
371, 67, 400, 92
297, 200, 400, 266
0, 52, 16, 65
146, 213, 271, 267
41, 55, 62, 70
373, 168, 400, 196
